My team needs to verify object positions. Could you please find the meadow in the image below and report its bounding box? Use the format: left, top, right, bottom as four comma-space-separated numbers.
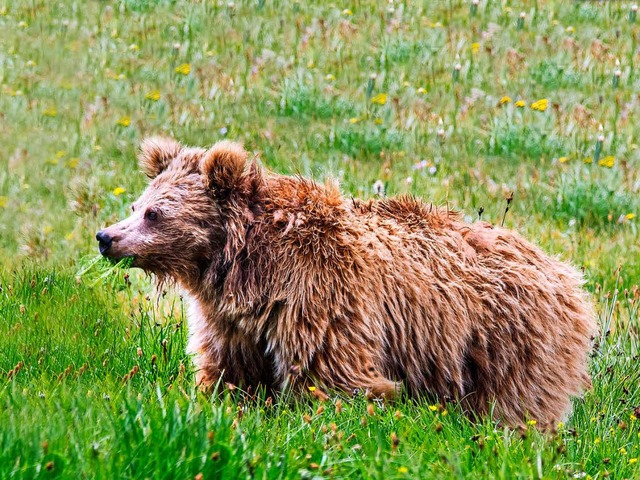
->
1, 0, 639, 478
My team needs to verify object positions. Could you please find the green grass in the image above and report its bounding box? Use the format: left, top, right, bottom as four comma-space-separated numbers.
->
1, 0, 640, 478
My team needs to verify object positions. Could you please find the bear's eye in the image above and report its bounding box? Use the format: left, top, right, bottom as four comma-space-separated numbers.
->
145, 209, 158, 222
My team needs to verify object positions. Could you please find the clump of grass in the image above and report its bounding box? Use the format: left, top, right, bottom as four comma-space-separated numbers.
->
276, 79, 357, 120
549, 174, 637, 230
76, 255, 134, 289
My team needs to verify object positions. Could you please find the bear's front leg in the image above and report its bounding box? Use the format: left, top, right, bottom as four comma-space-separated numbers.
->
185, 304, 223, 391
192, 348, 222, 391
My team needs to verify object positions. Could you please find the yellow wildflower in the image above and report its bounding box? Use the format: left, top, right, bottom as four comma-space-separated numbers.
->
67, 158, 79, 169
43, 108, 57, 117
594, 438, 601, 445
527, 419, 537, 426
116, 116, 131, 127
374, 118, 383, 125
531, 99, 548, 111
398, 467, 409, 474
18, 21, 28, 28
342, 9, 353, 15
428, 405, 438, 412
307, 386, 316, 392
630, 458, 638, 465
0, 196, 7, 208
145, 90, 161, 101
471, 42, 480, 54
566, 26, 575, 33
499, 96, 512, 105
113, 187, 126, 196
325, 74, 335, 81
598, 156, 615, 168
557, 422, 564, 429
43, 225, 53, 235
583, 157, 593, 164
417, 87, 426, 94
558, 156, 569, 163
128, 44, 139, 51
371, 93, 388, 105
515, 100, 525, 108
349, 117, 360, 124
626, 213, 636, 220
175, 63, 191, 75
620, 447, 628, 455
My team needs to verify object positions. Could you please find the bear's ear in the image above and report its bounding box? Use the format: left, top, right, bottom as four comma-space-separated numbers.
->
201, 141, 248, 194
138, 137, 183, 178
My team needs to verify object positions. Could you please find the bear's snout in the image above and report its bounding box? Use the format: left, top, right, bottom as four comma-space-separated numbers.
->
96, 230, 113, 255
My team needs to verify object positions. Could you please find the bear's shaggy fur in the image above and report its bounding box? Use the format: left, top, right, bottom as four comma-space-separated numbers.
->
98, 137, 597, 428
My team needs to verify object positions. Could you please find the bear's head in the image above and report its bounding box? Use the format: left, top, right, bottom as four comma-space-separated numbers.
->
96, 137, 262, 284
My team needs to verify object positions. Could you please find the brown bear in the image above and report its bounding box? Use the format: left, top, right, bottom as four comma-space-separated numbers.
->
97, 137, 597, 428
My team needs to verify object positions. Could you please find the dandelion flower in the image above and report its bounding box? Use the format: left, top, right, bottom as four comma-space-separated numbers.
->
145, 90, 161, 101
325, 74, 335, 81
374, 118, 383, 125
566, 26, 575, 33
113, 187, 126, 196
43, 108, 57, 117
630, 458, 638, 465
558, 156, 569, 163
371, 93, 387, 105
428, 405, 438, 412
307, 386, 316, 392
67, 158, 79, 169
175, 63, 191, 75
417, 87, 426, 94
514, 100, 525, 108
116, 116, 131, 127
527, 419, 537, 426
342, 8, 353, 15
471, 42, 480, 54
349, 117, 360, 124
531, 99, 548, 111
128, 43, 139, 51
598, 156, 615, 168
583, 157, 593, 164
0, 196, 7, 208
499, 96, 512, 105
398, 467, 409, 474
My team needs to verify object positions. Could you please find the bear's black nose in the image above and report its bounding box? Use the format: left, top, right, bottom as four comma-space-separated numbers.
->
96, 230, 113, 255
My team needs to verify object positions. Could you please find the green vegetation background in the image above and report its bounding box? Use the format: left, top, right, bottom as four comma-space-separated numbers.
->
0, 1, 639, 478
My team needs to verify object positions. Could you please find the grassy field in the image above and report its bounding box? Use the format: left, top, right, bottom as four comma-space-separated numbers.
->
1, 0, 640, 478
